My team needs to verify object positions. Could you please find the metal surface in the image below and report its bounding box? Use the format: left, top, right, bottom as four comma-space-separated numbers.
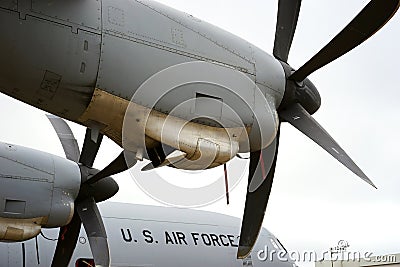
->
133, 0, 255, 69
88, 152, 134, 185
0, 142, 80, 227
0, 142, 81, 241
46, 114, 80, 162
79, 88, 259, 169
273, 0, 302, 62
0, 4, 101, 121
0, 217, 43, 242
101, 0, 255, 88
78, 89, 128, 146
31, 0, 102, 31
0, 202, 294, 267
79, 128, 104, 168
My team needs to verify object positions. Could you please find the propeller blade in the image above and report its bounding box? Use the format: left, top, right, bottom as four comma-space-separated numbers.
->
88, 151, 137, 185
237, 131, 280, 259
46, 114, 80, 162
79, 128, 103, 167
273, 0, 302, 62
248, 137, 277, 193
142, 149, 186, 171
290, 0, 400, 82
280, 103, 376, 188
51, 213, 81, 267
144, 144, 177, 170
76, 198, 110, 267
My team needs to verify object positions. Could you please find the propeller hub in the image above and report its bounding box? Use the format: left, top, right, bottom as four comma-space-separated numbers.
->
277, 62, 321, 116
295, 78, 321, 115
78, 165, 119, 202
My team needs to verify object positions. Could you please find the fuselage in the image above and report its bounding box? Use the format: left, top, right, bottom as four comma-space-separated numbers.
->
0, 0, 285, 168
0, 202, 294, 267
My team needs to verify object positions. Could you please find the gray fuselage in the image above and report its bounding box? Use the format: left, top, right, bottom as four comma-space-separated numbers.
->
0, 202, 295, 267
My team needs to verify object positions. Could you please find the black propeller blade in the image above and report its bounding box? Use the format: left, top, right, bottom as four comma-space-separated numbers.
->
51, 214, 81, 267
79, 128, 104, 168
88, 151, 136, 185
237, 131, 280, 259
280, 103, 376, 188
273, 0, 302, 62
237, 0, 399, 258
248, 137, 278, 193
46, 115, 128, 267
76, 197, 110, 266
290, 0, 400, 82
78, 126, 135, 185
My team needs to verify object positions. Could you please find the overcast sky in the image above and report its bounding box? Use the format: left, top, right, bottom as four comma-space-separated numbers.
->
0, 0, 399, 265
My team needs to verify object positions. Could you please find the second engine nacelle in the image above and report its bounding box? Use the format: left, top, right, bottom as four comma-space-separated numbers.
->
0, 142, 81, 241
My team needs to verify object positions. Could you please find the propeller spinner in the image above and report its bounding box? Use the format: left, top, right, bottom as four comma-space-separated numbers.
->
237, 0, 399, 259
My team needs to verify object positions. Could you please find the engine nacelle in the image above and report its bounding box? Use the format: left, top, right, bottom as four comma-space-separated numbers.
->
0, 142, 81, 242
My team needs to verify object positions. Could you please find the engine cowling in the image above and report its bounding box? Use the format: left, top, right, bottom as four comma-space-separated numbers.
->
0, 142, 81, 242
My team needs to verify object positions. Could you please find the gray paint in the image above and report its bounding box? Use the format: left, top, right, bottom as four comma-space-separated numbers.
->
97, 31, 193, 99
0, 141, 81, 227
103, 0, 255, 72
31, 0, 102, 32
98, 0, 285, 105
0, 0, 285, 127
0, 1, 101, 121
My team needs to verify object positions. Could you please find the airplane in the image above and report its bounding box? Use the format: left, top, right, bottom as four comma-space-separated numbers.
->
0, 115, 293, 267
0, 0, 399, 266
0, 201, 295, 267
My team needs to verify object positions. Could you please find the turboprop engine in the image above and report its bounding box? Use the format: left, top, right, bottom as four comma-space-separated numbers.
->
0, 142, 80, 241
0, 127, 119, 245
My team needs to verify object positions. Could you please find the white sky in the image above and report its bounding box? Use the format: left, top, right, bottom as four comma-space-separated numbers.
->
0, 0, 399, 266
